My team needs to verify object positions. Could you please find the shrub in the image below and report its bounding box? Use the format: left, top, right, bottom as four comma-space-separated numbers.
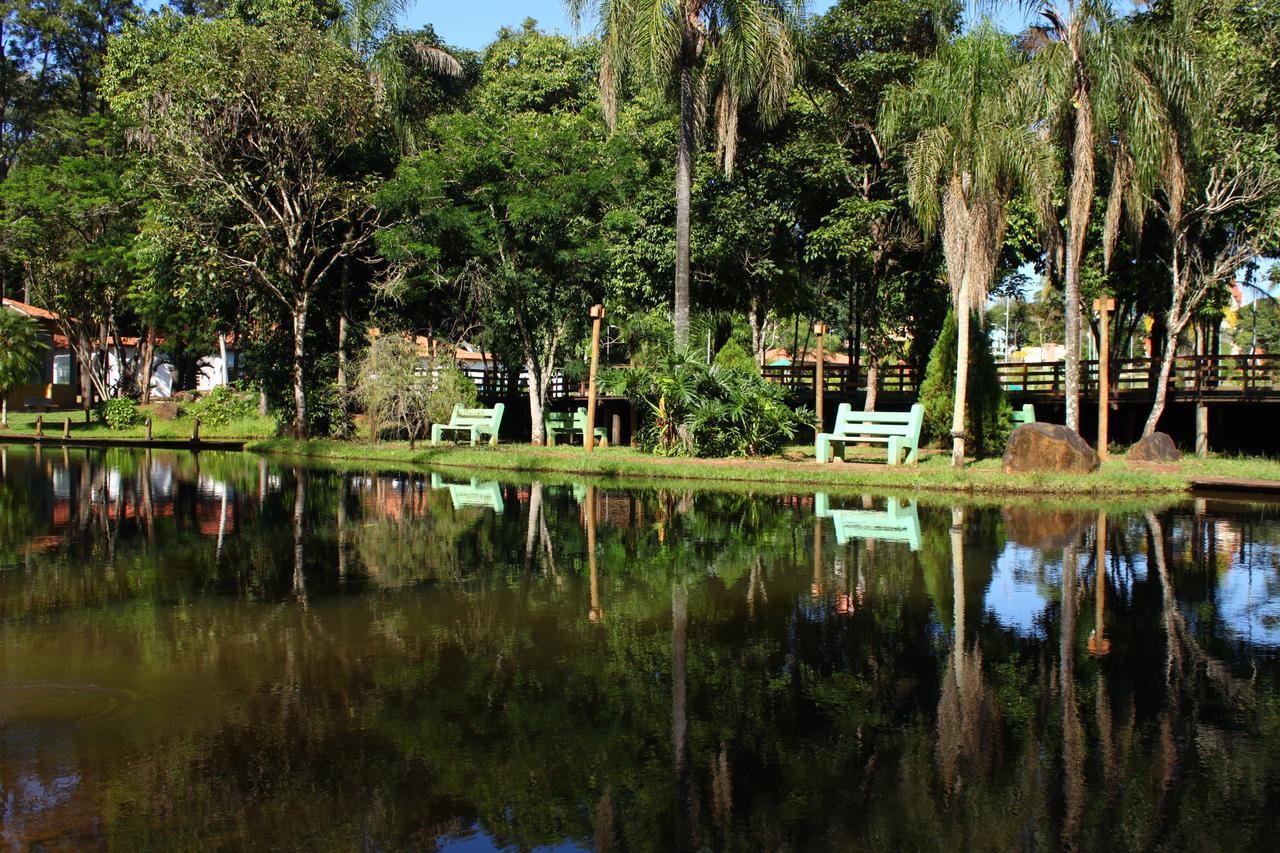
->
606, 349, 807, 457
98, 398, 143, 430
919, 310, 1011, 457
713, 339, 759, 375
186, 384, 257, 427
354, 335, 479, 446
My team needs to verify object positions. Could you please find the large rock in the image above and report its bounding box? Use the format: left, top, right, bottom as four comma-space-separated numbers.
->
1128, 431, 1181, 463
149, 401, 180, 421
1002, 423, 1100, 475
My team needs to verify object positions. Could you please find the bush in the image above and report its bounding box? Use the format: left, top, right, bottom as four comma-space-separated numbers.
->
186, 384, 258, 427
354, 335, 479, 446
606, 349, 807, 457
918, 310, 1011, 457
712, 339, 759, 375
98, 398, 143, 430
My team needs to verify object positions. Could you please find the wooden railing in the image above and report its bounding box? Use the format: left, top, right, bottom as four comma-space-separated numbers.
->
759, 354, 1280, 402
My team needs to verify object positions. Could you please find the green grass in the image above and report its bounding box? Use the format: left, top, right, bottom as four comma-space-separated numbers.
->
243, 436, 1271, 496
0, 407, 278, 441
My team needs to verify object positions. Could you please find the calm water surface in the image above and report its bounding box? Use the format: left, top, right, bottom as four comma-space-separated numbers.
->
1, 445, 1279, 850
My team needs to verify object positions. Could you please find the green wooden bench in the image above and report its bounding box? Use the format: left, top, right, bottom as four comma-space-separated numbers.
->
815, 493, 921, 550
1011, 403, 1036, 425
430, 473, 505, 513
545, 407, 607, 447
431, 403, 504, 447
815, 403, 924, 465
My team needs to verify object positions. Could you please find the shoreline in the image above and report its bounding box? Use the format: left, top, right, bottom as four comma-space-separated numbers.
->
244, 437, 1213, 497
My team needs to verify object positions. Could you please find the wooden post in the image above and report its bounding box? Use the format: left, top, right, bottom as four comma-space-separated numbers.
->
146, 418, 153, 441
62, 417, 70, 439
813, 322, 828, 436
812, 513, 823, 601
1093, 298, 1115, 458
611, 413, 621, 448
192, 416, 201, 443
585, 304, 605, 452
35, 415, 42, 439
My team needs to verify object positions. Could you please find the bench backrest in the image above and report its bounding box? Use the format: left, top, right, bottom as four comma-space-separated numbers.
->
1011, 403, 1036, 425
545, 407, 590, 430
447, 402, 504, 428
815, 494, 920, 550
830, 402, 923, 437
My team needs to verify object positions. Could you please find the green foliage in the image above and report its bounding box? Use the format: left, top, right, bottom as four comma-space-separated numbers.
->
97, 397, 143, 430
0, 311, 48, 406
712, 338, 758, 374
353, 334, 477, 446
918, 311, 1011, 457
606, 348, 807, 458
186, 385, 258, 427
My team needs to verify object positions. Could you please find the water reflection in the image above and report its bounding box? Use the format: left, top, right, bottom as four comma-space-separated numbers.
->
1, 445, 1279, 849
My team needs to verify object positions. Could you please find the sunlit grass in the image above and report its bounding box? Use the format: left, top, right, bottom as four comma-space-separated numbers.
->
245, 436, 1237, 496
0, 408, 278, 440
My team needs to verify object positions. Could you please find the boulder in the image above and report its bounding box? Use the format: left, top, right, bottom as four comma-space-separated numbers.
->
149, 401, 180, 421
1128, 431, 1181, 463
1002, 423, 1100, 475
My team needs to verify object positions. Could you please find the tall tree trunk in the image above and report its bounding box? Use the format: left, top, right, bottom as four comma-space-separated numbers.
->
335, 255, 351, 438
951, 300, 972, 468
527, 357, 546, 446
140, 327, 155, 404
1063, 88, 1096, 432
674, 64, 695, 351
1143, 325, 1178, 437
290, 296, 309, 438
749, 295, 764, 366
217, 332, 229, 385
864, 363, 879, 412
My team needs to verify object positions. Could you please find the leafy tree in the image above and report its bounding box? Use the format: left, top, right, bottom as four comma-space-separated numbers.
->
566, 0, 801, 350
0, 307, 46, 424
918, 310, 1011, 457
881, 23, 1052, 465
104, 11, 383, 436
377, 27, 636, 445
0, 115, 141, 403
1020, 0, 1196, 432
353, 332, 475, 446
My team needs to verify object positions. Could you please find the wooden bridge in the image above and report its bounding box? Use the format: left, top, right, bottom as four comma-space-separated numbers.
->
463, 353, 1280, 404
760, 354, 1280, 404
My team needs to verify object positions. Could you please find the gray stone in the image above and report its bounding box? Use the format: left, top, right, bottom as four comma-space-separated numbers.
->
1128, 431, 1181, 463
1002, 423, 1100, 475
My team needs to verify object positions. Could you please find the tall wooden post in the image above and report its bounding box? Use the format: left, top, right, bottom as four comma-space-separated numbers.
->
1093, 298, 1115, 458
585, 304, 605, 452
813, 322, 828, 437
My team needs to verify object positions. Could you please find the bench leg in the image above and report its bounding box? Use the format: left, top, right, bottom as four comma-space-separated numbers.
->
470, 429, 479, 447
431, 425, 442, 446
905, 443, 920, 465
816, 435, 829, 464
888, 436, 902, 466
488, 431, 498, 447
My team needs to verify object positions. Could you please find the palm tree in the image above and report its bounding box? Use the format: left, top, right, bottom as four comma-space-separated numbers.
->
566, 0, 800, 350
881, 23, 1052, 467
0, 309, 47, 427
1019, 1, 1195, 432
331, 0, 464, 150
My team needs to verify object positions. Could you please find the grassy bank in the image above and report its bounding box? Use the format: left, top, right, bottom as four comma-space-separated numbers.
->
244, 437, 1280, 496
0, 408, 278, 441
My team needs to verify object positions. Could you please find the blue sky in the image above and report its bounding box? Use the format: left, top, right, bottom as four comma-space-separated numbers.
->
403, 1, 1033, 52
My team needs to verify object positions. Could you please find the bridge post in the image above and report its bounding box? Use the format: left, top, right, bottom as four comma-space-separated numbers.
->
1094, 298, 1115, 458
1195, 402, 1209, 457
813, 322, 828, 436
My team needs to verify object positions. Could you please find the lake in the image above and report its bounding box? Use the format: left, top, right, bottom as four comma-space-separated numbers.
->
1, 444, 1278, 850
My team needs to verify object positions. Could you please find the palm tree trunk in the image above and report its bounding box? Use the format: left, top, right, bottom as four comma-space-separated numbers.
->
674, 64, 695, 351
1063, 89, 1096, 432
951, 300, 971, 468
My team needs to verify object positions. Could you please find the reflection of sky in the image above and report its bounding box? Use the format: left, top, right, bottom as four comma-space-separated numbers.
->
1211, 551, 1280, 649
985, 544, 1053, 639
